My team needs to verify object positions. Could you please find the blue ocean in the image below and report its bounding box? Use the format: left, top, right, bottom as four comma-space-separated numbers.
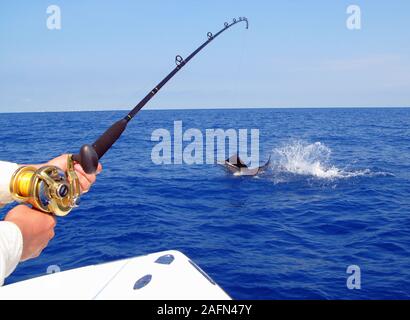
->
1, 108, 409, 299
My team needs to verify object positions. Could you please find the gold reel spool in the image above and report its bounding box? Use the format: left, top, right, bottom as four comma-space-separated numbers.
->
9, 155, 81, 216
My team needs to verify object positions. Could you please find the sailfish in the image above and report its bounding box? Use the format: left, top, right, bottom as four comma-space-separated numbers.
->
222, 153, 271, 176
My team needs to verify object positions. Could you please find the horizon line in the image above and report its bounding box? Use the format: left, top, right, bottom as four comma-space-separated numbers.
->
0, 105, 409, 114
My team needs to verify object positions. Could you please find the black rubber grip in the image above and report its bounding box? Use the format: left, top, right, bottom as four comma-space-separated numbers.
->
92, 119, 128, 159
72, 119, 128, 174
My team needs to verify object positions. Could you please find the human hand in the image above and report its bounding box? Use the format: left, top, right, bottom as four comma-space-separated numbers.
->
45, 154, 102, 193
5, 205, 56, 261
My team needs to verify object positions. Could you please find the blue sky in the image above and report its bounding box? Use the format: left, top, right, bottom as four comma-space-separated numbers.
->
0, 0, 409, 112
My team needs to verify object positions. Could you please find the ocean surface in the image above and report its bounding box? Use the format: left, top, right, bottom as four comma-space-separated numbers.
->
1, 108, 409, 299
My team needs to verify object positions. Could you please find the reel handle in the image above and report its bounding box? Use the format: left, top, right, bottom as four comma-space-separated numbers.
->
72, 119, 128, 174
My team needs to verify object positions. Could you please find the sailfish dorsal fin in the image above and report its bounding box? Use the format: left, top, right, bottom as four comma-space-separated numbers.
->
226, 153, 248, 168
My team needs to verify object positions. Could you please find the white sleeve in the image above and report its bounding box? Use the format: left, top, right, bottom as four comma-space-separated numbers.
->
0, 221, 23, 286
0, 161, 19, 206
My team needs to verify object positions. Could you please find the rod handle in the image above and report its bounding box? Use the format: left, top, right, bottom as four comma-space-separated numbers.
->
92, 119, 128, 159
72, 119, 128, 174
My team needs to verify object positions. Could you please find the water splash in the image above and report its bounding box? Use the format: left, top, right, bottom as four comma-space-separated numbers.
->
270, 141, 377, 180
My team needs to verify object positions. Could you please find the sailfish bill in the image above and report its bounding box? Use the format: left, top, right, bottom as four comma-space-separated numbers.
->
222, 154, 271, 176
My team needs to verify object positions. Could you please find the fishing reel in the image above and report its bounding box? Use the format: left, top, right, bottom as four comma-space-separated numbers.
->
9, 155, 81, 217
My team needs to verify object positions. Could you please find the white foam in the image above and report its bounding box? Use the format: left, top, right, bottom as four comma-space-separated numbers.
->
271, 141, 376, 180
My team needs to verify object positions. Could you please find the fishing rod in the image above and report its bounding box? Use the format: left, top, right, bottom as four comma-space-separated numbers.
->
74, 17, 249, 174
9, 17, 249, 216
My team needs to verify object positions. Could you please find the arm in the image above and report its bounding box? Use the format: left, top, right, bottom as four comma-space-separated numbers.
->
0, 160, 23, 286
0, 221, 23, 286
0, 205, 57, 286
0, 156, 62, 287
0, 157, 101, 286
0, 161, 19, 207
1, 156, 102, 206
